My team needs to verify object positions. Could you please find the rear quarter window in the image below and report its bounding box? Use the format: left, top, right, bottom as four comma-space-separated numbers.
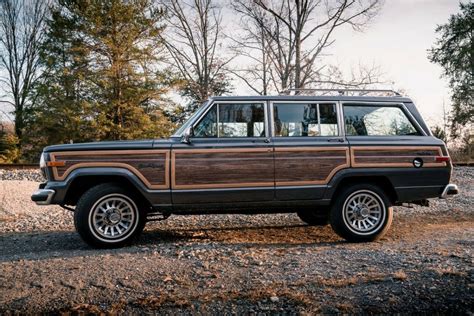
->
343, 105, 420, 136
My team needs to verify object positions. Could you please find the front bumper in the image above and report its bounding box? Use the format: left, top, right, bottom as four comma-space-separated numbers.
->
31, 189, 55, 205
440, 184, 459, 199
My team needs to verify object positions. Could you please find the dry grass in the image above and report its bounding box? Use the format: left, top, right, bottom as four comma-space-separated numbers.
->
392, 270, 408, 281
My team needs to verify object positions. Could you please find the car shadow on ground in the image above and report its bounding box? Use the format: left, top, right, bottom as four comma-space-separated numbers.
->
0, 224, 343, 262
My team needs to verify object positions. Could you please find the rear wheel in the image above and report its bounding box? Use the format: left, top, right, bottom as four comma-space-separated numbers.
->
297, 208, 329, 226
74, 183, 146, 248
330, 183, 393, 242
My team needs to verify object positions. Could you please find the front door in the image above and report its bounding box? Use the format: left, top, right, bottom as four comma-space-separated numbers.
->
171, 101, 274, 205
271, 101, 350, 200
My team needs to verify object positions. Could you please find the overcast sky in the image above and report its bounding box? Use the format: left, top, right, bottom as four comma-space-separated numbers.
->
234, 0, 463, 127
297, 0, 460, 127
0, 0, 463, 128
331, 0, 462, 126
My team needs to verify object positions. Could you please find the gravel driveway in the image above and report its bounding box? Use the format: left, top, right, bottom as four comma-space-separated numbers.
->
1, 168, 473, 314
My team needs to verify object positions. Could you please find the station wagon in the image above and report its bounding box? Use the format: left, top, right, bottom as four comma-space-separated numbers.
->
32, 89, 459, 248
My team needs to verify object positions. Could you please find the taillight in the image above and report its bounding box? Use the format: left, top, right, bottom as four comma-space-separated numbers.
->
435, 156, 450, 162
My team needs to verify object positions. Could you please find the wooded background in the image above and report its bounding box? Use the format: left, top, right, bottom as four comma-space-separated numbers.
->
0, 0, 472, 163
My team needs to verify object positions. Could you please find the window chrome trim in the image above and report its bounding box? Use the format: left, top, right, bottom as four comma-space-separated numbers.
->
340, 101, 427, 137
269, 100, 341, 138
191, 100, 268, 139
336, 100, 345, 137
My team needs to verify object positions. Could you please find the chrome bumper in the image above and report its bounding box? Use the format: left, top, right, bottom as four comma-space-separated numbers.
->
440, 184, 459, 199
31, 189, 55, 205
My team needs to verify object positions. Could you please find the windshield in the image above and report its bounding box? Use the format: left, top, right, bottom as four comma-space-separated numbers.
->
172, 100, 210, 137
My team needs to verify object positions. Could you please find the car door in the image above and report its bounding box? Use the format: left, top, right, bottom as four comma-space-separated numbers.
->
171, 101, 274, 205
271, 100, 350, 200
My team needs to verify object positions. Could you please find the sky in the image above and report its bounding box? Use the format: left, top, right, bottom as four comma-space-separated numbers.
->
0, 0, 463, 128
328, 0, 463, 126
291, 0, 460, 127
233, 0, 462, 127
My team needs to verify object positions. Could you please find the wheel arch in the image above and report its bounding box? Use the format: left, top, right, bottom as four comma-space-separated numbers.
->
325, 171, 398, 205
61, 168, 152, 207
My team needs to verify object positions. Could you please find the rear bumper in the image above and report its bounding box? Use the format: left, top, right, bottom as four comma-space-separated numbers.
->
440, 184, 459, 199
31, 189, 55, 205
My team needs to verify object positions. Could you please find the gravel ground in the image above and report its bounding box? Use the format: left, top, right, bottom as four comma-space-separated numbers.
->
0, 168, 473, 314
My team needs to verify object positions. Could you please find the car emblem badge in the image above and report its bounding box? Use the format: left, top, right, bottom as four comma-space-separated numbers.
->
413, 158, 423, 168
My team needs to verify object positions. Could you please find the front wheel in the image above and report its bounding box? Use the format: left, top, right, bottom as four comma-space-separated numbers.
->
74, 183, 146, 248
330, 184, 393, 242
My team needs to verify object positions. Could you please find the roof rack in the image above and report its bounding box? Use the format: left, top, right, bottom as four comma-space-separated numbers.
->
279, 88, 402, 97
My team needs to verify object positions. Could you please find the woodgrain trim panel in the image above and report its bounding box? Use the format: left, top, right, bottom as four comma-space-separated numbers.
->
274, 147, 350, 186
49, 150, 170, 189
171, 148, 274, 189
351, 146, 447, 168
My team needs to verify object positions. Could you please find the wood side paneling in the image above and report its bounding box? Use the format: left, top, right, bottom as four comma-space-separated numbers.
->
351, 146, 447, 168
49, 150, 170, 189
274, 147, 350, 186
172, 148, 274, 189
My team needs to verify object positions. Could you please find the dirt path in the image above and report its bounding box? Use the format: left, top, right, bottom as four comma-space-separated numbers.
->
0, 168, 473, 314
1, 213, 473, 314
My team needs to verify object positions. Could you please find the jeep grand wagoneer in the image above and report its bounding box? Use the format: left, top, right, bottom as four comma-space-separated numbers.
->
32, 89, 458, 248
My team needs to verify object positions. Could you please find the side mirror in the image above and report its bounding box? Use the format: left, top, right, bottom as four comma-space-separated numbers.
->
181, 127, 193, 144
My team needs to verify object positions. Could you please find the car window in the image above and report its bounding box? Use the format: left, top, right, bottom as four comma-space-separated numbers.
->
273, 103, 338, 137
193, 103, 265, 138
344, 105, 420, 136
193, 105, 217, 137
219, 103, 265, 137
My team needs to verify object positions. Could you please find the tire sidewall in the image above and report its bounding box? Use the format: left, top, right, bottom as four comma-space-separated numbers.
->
330, 184, 393, 242
75, 184, 145, 248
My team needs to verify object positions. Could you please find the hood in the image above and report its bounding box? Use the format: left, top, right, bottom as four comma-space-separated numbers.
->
43, 139, 176, 152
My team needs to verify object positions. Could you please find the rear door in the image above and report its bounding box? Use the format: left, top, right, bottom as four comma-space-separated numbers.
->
271, 100, 350, 200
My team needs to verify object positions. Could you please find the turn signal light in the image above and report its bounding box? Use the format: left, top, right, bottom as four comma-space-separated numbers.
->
435, 156, 450, 162
47, 161, 66, 167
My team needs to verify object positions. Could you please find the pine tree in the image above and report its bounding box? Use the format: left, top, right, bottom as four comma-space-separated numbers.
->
27, 0, 174, 158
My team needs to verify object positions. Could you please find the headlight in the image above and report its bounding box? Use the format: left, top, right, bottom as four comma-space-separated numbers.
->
39, 153, 46, 168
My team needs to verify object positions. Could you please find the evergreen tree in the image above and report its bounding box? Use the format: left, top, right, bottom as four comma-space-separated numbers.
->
28, 0, 174, 158
429, 2, 473, 137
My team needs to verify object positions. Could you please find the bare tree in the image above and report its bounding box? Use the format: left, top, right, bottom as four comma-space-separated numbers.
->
0, 0, 48, 148
234, 0, 382, 92
160, 0, 233, 114
230, 1, 274, 95
309, 63, 385, 90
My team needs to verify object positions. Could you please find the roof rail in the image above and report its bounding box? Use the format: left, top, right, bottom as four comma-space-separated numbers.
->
279, 88, 402, 96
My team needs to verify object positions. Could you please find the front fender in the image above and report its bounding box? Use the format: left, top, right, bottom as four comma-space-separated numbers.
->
43, 167, 171, 206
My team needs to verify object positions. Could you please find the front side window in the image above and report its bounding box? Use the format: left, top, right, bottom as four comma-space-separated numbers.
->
344, 105, 420, 136
193, 105, 217, 137
193, 103, 265, 138
273, 103, 338, 137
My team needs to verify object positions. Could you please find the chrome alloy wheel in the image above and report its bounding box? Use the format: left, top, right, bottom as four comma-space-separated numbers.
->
342, 190, 386, 235
90, 194, 137, 241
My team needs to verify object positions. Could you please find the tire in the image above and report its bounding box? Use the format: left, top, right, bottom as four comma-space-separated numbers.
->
74, 183, 146, 248
329, 183, 393, 242
297, 208, 329, 226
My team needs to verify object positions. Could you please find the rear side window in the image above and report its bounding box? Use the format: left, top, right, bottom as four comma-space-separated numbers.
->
273, 103, 338, 137
344, 105, 420, 136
